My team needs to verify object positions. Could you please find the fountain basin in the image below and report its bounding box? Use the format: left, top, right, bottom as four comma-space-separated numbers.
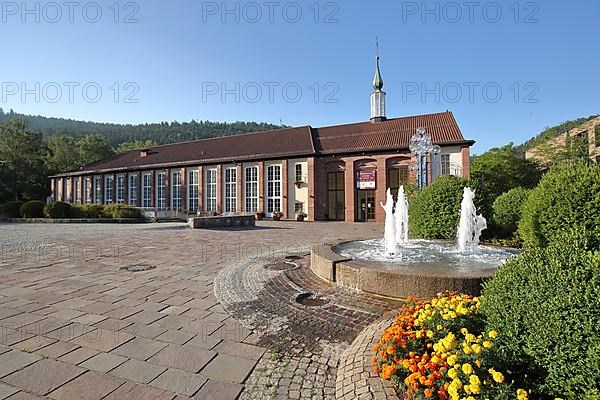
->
311, 239, 517, 299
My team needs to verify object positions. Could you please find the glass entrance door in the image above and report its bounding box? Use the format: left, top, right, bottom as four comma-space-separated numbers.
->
357, 190, 376, 222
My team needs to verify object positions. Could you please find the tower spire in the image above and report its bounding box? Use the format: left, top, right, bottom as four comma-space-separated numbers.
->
370, 38, 387, 123
373, 38, 384, 91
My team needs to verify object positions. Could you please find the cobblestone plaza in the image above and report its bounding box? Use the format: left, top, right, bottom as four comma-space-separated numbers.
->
0, 221, 400, 399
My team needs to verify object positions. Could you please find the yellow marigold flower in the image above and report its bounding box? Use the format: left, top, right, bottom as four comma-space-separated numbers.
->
492, 371, 505, 384
462, 363, 473, 375
469, 375, 480, 385
437, 324, 443, 331
471, 344, 482, 354
447, 354, 458, 366
426, 330, 434, 339
450, 378, 462, 390
517, 389, 528, 400
463, 384, 472, 394
488, 330, 498, 339
483, 340, 493, 349
462, 345, 472, 355
448, 368, 459, 379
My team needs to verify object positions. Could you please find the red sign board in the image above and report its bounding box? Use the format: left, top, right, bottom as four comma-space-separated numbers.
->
357, 170, 376, 190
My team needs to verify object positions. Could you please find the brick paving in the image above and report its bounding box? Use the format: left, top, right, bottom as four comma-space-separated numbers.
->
0, 221, 398, 399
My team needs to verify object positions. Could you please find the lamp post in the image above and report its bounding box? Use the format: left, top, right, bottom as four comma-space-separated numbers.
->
410, 128, 441, 190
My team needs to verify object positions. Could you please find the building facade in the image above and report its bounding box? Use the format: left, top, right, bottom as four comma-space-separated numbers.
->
49, 59, 474, 223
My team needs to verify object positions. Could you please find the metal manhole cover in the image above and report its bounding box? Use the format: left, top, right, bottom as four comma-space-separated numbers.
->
120, 263, 156, 272
295, 292, 329, 307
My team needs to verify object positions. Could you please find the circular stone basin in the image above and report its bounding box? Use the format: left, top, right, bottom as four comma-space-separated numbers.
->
311, 239, 518, 299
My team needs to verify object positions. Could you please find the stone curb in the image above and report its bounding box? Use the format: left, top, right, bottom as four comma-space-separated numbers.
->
335, 314, 400, 400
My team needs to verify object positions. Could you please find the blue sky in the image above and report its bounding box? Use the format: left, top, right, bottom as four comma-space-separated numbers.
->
1, 0, 598, 153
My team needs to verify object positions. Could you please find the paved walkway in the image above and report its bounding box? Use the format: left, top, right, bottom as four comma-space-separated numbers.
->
0, 221, 389, 400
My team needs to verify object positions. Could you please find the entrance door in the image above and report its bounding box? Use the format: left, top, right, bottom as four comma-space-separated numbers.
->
357, 190, 376, 222
327, 172, 345, 221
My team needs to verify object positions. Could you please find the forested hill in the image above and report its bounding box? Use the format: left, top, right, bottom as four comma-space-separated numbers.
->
0, 108, 286, 147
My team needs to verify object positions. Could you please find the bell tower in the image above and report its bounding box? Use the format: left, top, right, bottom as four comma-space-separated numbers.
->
370, 39, 387, 123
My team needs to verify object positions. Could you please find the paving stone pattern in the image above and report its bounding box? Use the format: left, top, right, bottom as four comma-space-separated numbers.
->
214, 252, 402, 399
0, 222, 400, 399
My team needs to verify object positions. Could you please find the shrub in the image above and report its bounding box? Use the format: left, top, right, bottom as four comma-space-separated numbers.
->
101, 204, 142, 219
409, 176, 469, 239
373, 292, 524, 400
519, 162, 600, 249
481, 229, 600, 399
19, 200, 45, 218
0, 201, 24, 218
72, 204, 104, 218
43, 202, 71, 219
491, 187, 530, 238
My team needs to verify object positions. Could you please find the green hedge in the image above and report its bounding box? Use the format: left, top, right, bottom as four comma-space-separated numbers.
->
491, 187, 531, 238
0, 201, 24, 218
71, 204, 104, 218
481, 229, 600, 399
19, 200, 45, 218
408, 175, 469, 239
101, 204, 143, 219
43, 202, 71, 219
519, 162, 600, 249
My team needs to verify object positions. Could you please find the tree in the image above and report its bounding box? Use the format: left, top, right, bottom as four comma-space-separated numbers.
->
115, 139, 157, 153
0, 119, 47, 201
45, 135, 82, 174
471, 144, 542, 201
77, 133, 114, 166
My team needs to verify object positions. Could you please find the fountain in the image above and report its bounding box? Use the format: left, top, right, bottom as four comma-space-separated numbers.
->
457, 187, 488, 252
379, 188, 396, 256
394, 185, 409, 245
310, 186, 517, 299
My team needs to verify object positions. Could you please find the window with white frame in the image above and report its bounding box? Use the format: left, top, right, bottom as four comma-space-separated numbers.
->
129, 174, 138, 206
205, 168, 217, 212
142, 173, 151, 208
104, 175, 114, 204
266, 164, 281, 214
116, 175, 125, 204
295, 163, 303, 182
187, 169, 199, 212
441, 154, 450, 176
224, 167, 237, 213
156, 171, 166, 210
74, 178, 80, 204
84, 177, 91, 204
245, 166, 258, 213
171, 171, 182, 210
94, 176, 102, 204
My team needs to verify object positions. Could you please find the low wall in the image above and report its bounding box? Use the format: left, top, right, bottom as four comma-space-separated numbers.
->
311, 241, 490, 299
188, 214, 256, 229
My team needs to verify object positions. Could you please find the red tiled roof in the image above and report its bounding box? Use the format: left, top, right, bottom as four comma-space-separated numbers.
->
313, 111, 468, 154
53, 111, 472, 177
77, 126, 315, 173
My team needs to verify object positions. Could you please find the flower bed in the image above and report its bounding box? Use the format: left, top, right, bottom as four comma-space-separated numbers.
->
373, 292, 528, 400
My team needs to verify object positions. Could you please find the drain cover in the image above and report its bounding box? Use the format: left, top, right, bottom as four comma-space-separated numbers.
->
295, 292, 329, 307
120, 263, 156, 272
265, 260, 298, 271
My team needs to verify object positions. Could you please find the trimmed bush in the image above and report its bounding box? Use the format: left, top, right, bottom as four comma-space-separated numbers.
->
519, 162, 600, 249
71, 204, 104, 218
0, 201, 24, 218
408, 176, 469, 239
43, 202, 71, 219
101, 204, 142, 219
491, 187, 530, 238
481, 229, 600, 399
19, 200, 45, 218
